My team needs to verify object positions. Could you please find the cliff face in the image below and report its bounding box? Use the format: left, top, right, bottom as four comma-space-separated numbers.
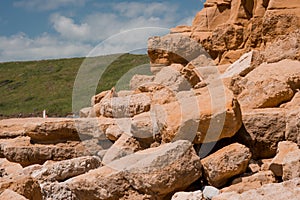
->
149, 0, 300, 66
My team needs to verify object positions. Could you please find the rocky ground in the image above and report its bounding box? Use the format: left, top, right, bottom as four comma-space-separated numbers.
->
1, 0, 300, 199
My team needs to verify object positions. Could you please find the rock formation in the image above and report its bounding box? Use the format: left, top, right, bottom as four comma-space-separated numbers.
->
1, 0, 300, 199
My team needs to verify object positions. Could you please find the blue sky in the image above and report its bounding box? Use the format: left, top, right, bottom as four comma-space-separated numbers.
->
0, 0, 204, 62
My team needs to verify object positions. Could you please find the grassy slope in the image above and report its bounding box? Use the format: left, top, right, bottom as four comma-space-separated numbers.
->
0, 54, 149, 117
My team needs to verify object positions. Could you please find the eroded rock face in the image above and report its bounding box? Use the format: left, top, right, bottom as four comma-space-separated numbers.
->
66, 140, 202, 199
149, 0, 300, 66
201, 143, 252, 187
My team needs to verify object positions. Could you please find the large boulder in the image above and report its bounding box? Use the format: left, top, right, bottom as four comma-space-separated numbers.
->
0, 137, 89, 166
148, 33, 208, 73
30, 156, 101, 182
22, 118, 109, 144
151, 86, 242, 144
237, 108, 286, 159
201, 143, 252, 187
23, 118, 81, 144
237, 59, 300, 109
66, 140, 202, 199
98, 93, 151, 118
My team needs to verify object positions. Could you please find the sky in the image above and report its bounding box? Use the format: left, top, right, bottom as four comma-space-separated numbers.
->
0, 0, 204, 62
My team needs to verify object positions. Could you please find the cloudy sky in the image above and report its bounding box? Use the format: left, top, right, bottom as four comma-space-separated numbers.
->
0, 0, 204, 62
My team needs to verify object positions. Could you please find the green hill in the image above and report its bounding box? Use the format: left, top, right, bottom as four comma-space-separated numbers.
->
0, 54, 150, 118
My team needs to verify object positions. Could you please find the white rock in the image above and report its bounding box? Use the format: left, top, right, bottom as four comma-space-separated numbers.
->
172, 190, 203, 200
203, 186, 220, 200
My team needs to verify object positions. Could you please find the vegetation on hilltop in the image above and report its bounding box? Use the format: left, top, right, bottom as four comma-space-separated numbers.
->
0, 54, 150, 118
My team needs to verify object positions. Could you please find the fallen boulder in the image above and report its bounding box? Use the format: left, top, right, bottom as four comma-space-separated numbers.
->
66, 140, 202, 199
201, 143, 251, 187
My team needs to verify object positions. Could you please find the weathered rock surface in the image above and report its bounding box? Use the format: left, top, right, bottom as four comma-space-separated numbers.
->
282, 91, 300, 109
102, 134, 142, 165
260, 29, 300, 63
201, 143, 251, 187
152, 86, 242, 144
153, 66, 191, 92
0, 173, 42, 200
24, 119, 81, 143
285, 108, 300, 146
269, 141, 299, 177
91, 88, 116, 106
30, 156, 101, 182
213, 178, 300, 200
98, 93, 151, 118
0, 137, 89, 166
221, 51, 256, 79
0, 158, 23, 176
221, 171, 276, 193
282, 148, 300, 181
203, 186, 220, 200
66, 140, 202, 199
172, 190, 203, 200
237, 59, 300, 109
79, 107, 91, 118
0, 189, 28, 200
41, 182, 77, 200
129, 74, 154, 90
0, 118, 27, 139
238, 108, 286, 158
148, 33, 208, 73
137, 82, 177, 105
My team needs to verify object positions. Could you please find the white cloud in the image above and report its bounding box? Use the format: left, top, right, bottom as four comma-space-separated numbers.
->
112, 2, 177, 18
13, 0, 88, 11
50, 2, 182, 43
0, 33, 92, 62
50, 14, 90, 41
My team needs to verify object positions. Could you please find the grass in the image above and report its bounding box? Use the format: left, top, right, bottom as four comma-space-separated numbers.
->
0, 54, 150, 118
